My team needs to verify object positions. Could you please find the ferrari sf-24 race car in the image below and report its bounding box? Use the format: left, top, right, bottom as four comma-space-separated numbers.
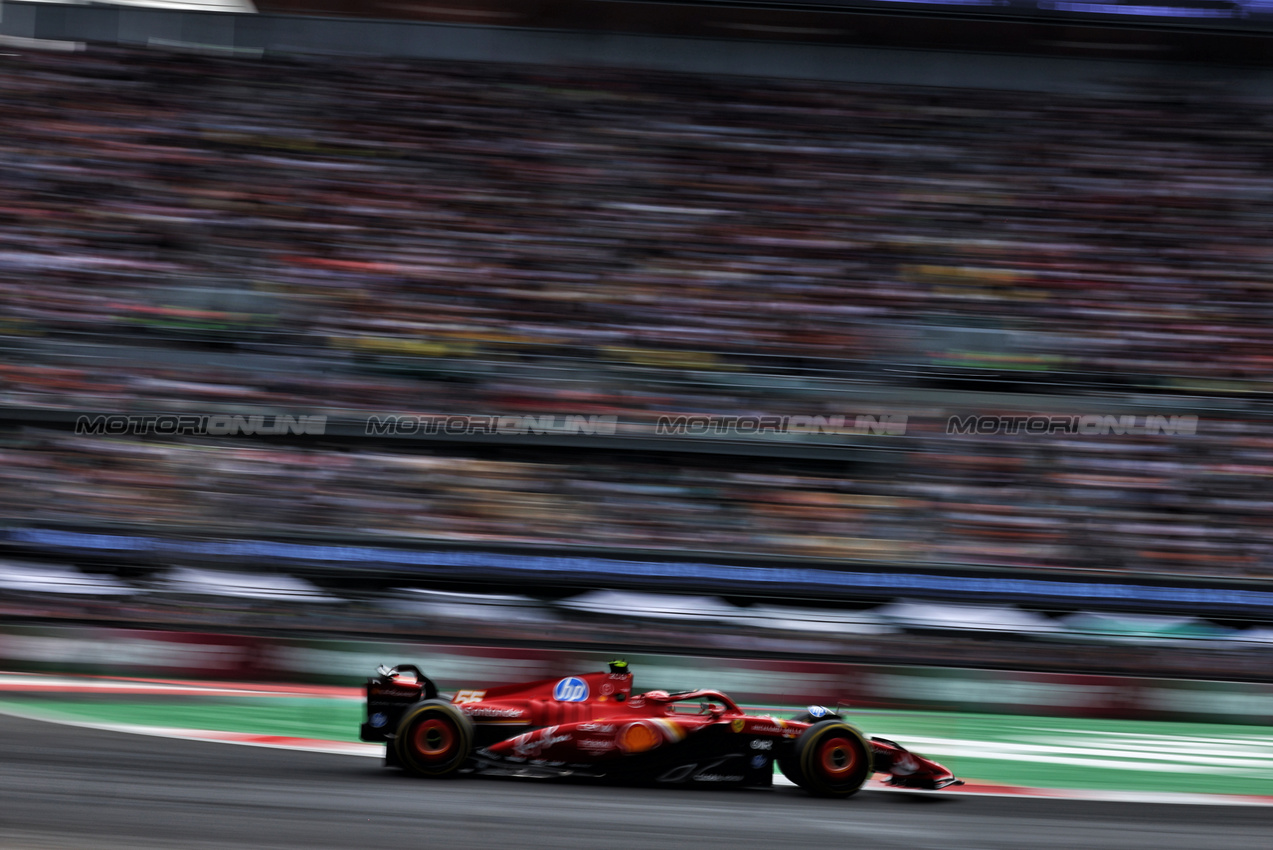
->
360, 660, 961, 797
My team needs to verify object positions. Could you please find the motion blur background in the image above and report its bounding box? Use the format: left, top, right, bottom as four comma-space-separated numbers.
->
3, 0, 1273, 721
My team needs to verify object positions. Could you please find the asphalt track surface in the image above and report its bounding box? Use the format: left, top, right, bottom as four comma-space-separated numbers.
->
1, 714, 1270, 850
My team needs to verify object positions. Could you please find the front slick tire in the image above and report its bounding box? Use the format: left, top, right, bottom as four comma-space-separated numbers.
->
394, 700, 474, 777
788, 720, 873, 798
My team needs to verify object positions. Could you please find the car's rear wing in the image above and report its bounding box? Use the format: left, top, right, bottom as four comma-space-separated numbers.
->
359, 664, 438, 743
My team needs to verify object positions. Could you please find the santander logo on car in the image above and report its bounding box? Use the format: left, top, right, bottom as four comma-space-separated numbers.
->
553, 676, 589, 702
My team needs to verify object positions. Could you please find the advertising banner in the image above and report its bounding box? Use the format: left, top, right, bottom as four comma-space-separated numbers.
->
2, 625, 1270, 722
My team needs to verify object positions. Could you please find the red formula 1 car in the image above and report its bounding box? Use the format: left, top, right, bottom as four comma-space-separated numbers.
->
360, 660, 961, 797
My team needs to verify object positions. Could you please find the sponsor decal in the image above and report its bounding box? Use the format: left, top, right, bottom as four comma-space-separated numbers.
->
694, 772, 745, 782
656, 763, 696, 783
601, 683, 614, 696
553, 677, 589, 702
619, 722, 662, 754
453, 689, 486, 704
512, 725, 572, 757
369, 684, 420, 698
807, 705, 829, 718
750, 739, 772, 751
657, 759, 744, 785
576, 723, 616, 733
751, 755, 768, 769
369, 712, 387, 728
731, 719, 745, 733
461, 705, 528, 720
750, 720, 796, 738
578, 739, 615, 751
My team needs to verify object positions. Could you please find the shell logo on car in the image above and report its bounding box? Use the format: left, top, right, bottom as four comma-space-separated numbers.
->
618, 721, 661, 754
618, 718, 687, 753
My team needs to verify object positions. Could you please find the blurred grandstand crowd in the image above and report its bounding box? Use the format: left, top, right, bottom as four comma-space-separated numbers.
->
2, 44, 1273, 622
5, 420, 1270, 578
6, 51, 1273, 402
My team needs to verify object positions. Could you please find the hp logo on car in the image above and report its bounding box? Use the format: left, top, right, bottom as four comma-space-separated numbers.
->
553, 677, 589, 702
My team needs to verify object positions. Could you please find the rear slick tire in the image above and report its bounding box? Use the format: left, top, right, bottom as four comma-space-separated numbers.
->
393, 700, 474, 778
788, 719, 873, 798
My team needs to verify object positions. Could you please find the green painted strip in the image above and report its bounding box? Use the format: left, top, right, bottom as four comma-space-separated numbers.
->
1, 697, 363, 743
